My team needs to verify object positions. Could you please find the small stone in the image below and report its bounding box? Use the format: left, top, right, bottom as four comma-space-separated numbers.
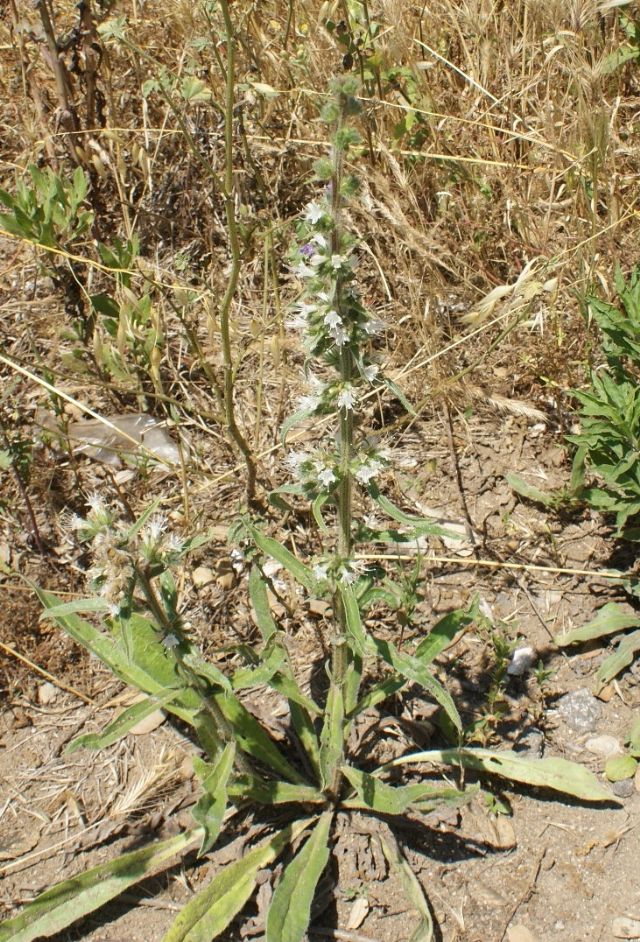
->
129, 709, 166, 735
507, 646, 536, 677
612, 778, 635, 799
514, 728, 544, 758
192, 566, 215, 588
585, 735, 624, 758
612, 916, 640, 938
37, 682, 58, 705
555, 688, 601, 732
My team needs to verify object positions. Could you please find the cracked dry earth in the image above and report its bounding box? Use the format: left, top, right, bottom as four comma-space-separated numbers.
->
1, 408, 640, 942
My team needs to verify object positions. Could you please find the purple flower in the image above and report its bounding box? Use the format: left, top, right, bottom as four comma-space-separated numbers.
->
300, 243, 314, 258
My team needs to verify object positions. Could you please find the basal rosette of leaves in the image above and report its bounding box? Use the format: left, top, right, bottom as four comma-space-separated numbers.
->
1, 78, 615, 942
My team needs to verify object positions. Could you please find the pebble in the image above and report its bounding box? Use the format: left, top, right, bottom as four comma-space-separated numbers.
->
514, 727, 545, 758
612, 916, 640, 938
192, 566, 215, 588
612, 778, 635, 799
555, 688, 601, 732
37, 682, 58, 705
507, 646, 536, 677
584, 735, 624, 758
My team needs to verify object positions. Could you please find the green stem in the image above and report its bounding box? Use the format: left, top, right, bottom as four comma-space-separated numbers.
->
218, 0, 258, 507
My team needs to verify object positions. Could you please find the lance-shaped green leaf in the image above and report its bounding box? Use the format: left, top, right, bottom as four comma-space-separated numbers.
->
319, 680, 345, 792
341, 765, 473, 815
379, 832, 433, 942
248, 564, 278, 641
0, 829, 201, 942
348, 675, 404, 718
191, 743, 235, 856
211, 690, 308, 785
368, 483, 461, 540
162, 820, 312, 942
247, 525, 316, 593
389, 748, 616, 803
372, 637, 461, 733
337, 582, 368, 657
35, 589, 200, 724
266, 811, 333, 942
413, 604, 476, 666
232, 638, 287, 689
229, 774, 324, 805
38, 596, 114, 618
280, 406, 317, 446
311, 492, 330, 532
67, 689, 180, 753
596, 630, 640, 689
555, 603, 640, 647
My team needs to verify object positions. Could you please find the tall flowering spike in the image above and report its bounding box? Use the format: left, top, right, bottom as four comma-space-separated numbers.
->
284, 77, 388, 545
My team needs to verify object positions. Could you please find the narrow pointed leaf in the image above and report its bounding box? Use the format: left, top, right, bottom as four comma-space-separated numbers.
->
595, 630, 640, 689
413, 605, 476, 665
379, 833, 433, 942
192, 743, 235, 856
319, 681, 345, 791
67, 689, 180, 753
555, 603, 640, 647
390, 748, 616, 802
162, 821, 311, 942
229, 775, 323, 805
266, 811, 333, 942
0, 829, 200, 942
337, 583, 368, 657
247, 525, 316, 593
248, 564, 278, 641
341, 765, 473, 815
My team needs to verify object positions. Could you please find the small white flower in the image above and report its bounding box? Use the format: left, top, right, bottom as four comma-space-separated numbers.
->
162, 633, 181, 649
355, 460, 382, 484
87, 492, 107, 516
311, 233, 328, 249
318, 467, 337, 487
340, 567, 356, 586
331, 254, 345, 270
285, 450, 309, 473
166, 534, 185, 554
363, 363, 379, 382
331, 324, 348, 346
298, 394, 321, 413
337, 386, 357, 410
108, 602, 121, 618
294, 301, 318, 316
305, 202, 325, 224
146, 514, 167, 541
286, 314, 307, 330
324, 309, 343, 329
293, 262, 316, 279
313, 563, 329, 581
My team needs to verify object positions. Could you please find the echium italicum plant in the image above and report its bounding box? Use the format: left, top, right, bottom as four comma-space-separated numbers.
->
2, 79, 613, 942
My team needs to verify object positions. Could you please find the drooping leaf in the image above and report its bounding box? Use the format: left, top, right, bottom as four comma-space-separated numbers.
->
368, 483, 461, 540
266, 811, 333, 942
390, 748, 615, 803
161, 821, 312, 942
0, 830, 201, 942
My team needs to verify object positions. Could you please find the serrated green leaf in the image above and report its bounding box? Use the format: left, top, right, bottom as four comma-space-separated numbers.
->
67, 689, 180, 753
161, 821, 311, 942
390, 748, 616, 802
0, 829, 200, 942
266, 811, 332, 942
554, 603, 640, 647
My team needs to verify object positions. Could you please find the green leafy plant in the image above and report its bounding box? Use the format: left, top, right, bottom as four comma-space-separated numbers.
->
0, 79, 614, 942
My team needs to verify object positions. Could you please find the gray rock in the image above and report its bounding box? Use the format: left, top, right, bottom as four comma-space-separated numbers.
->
612, 778, 635, 799
514, 727, 545, 758
584, 735, 624, 758
555, 688, 601, 733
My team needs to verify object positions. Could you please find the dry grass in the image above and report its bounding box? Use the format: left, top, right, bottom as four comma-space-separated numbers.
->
0, 0, 639, 618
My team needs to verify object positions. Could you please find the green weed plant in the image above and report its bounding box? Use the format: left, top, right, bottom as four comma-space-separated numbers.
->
0, 80, 613, 942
